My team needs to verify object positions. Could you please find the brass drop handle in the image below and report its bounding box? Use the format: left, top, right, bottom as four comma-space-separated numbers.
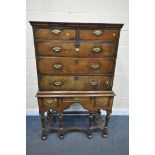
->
47, 99, 54, 103
51, 29, 62, 35
53, 64, 63, 69
53, 81, 63, 86
74, 97, 80, 101
52, 47, 62, 52
93, 30, 103, 36
92, 47, 102, 53
89, 81, 98, 86
91, 64, 100, 69
47, 99, 57, 103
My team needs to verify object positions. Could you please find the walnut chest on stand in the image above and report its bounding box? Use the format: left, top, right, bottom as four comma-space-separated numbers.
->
30, 22, 123, 140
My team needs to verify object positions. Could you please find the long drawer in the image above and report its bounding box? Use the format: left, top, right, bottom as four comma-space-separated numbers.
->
37, 57, 115, 75
38, 75, 113, 91
35, 42, 118, 57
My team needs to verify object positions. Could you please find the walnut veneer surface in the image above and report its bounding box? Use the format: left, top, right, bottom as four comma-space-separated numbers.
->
30, 22, 123, 140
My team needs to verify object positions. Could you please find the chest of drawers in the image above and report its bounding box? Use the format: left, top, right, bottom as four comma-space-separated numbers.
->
30, 22, 123, 140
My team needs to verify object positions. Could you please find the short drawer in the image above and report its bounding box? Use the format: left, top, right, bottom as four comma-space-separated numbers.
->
61, 97, 90, 103
38, 76, 77, 91
79, 29, 120, 40
37, 57, 115, 75
42, 97, 58, 109
35, 42, 77, 57
38, 75, 113, 91
95, 97, 110, 107
79, 42, 118, 57
77, 76, 113, 91
34, 28, 76, 40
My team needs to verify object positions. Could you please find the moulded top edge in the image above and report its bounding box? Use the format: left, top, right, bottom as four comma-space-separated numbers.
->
29, 21, 124, 29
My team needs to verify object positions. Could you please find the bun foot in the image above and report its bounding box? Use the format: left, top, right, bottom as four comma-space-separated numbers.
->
59, 134, 64, 140
87, 134, 92, 139
41, 134, 47, 140
102, 129, 108, 138
102, 133, 108, 138
41, 128, 47, 140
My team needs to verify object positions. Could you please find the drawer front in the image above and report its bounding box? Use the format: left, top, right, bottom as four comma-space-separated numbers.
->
80, 29, 120, 40
77, 76, 113, 91
61, 97, 90, 103
35, 42, 77, 57
37, 58, 115, 75
34, 28, 76, 40
79, 43, 117, 57
38, 75, 113, 91
38, 76, 77, 91
95, 97, 110, 107
42, 97, 58, 109
35, 42, 117, 58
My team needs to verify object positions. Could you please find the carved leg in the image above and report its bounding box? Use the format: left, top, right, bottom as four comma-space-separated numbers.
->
102, 111, 111, 138
58, 113, 64, 139
87, 113, 93, 139
40, 114, 47, 140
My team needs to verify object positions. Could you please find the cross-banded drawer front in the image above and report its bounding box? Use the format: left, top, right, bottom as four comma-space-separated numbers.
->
38, 75, 113, 91
38, 76, 77, 91
95, 97, 111, 107
34, 28, 76, 40
35, 42, 118, 58
79, 29, 120, 40
43, 97, 58, 109
79, 43, 118, 57
61, 97, 90, 103
37, 57, 115, 75
35, 42, 78, 57
77, 76, 113, 91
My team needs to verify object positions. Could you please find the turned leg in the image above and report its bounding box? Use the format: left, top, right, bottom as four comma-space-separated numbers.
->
87, 113, 93, 139
96, 110, 102, 126
102, 111, 111, 138
46, 110, 50, 120
58, 113, 64, 139
46, 110, 53, 127
40, 114, 47, 140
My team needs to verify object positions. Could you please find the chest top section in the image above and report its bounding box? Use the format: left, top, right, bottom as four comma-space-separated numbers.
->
30, 22, 123, 41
